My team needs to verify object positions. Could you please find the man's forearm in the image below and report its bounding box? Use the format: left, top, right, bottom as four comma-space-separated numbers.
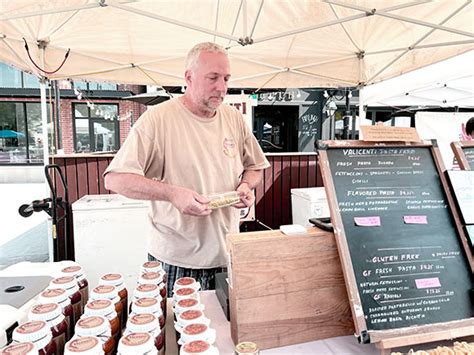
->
105, 172, 173, 201
240, 169, 264, 189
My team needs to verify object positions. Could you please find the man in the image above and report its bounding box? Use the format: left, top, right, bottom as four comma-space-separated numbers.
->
465, 117, 474, 139
104, 42, 270, 295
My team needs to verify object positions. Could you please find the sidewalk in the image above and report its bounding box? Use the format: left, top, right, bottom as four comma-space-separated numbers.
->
0, 183, 49, 269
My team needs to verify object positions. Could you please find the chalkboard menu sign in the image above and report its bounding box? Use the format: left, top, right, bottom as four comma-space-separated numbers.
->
319, 141, 474, 345
451, 141, 474, 170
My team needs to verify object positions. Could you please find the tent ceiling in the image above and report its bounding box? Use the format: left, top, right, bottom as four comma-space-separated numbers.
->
1, 0, 473, 88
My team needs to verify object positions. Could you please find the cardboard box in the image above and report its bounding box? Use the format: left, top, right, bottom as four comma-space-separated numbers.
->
226, 227, 354, 350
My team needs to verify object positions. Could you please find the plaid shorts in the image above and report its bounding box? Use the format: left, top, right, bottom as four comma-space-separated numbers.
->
148, 254, 226, 297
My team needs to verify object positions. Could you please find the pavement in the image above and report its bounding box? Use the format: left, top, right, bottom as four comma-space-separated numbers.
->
0, 183, 50, 270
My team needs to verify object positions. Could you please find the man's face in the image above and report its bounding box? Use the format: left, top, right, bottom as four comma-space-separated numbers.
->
185, 51, 231, 112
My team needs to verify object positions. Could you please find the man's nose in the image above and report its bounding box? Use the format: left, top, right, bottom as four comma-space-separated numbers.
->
216, 77, 228, 93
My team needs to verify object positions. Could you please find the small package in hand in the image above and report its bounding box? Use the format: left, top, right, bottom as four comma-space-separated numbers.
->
207, 191, 241, 209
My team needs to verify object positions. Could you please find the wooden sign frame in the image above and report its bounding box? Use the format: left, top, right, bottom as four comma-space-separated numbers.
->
451, 141, 474, 170
318, 139, 474, 350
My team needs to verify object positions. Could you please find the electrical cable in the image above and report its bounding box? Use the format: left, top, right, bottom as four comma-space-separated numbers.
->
23, 38, 70, 75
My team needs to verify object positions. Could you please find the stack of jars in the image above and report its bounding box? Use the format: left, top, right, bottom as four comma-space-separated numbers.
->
119, 261, 167, 355
172, 277, 219, 355
0, 261, 89, 355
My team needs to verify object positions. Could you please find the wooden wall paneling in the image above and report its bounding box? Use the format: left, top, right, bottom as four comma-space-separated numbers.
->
64, 159, 78, 203
76, 158, 89, 199
87, 158, 100, 195
281, 156, 292, 225
264, 157, 275, 228
97, 159, 110, 195
272, 156, 283, 227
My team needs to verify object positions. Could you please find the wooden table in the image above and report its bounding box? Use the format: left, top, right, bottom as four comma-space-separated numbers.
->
165, 291, 379, 355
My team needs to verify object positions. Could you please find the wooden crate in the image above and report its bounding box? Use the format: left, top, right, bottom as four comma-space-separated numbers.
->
226, 227, 354, 350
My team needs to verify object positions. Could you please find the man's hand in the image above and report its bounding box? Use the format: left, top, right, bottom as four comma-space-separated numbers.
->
169, 186, 212, 216
233, 181, 254, 208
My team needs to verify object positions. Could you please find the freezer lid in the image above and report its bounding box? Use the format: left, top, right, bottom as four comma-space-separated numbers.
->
72, 194, 149, 211
290, 187, 328, 202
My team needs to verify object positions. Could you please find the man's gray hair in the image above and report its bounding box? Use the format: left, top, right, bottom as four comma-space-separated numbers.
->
185, 42, 228, 71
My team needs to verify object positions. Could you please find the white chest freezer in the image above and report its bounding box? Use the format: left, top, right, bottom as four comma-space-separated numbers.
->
72, 194, 150, 294
291, 187, 330, 226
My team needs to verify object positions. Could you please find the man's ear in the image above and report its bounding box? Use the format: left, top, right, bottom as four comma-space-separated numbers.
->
184, 69, 192, 86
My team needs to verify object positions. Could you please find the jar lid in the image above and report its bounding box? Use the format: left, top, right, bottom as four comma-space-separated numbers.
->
117, 332, 156, 354
181, 340, 215, 355
84, 300, 116, 319
99, 273, 125, 291
62, 265, 86, 280
131, 298, 161, 316
141, 261, 163, 274
12, 321, 52, 349
133, 284, 161, 300
75, 316, 111, 337
0, 342, 37, 354
174, 298, 204, 315
173, 287, 199, 305
126, 313, 158, 334
90, 285, 119, 302
50, 276, 79, 295
39, 288, 70, 306
177, 310, 210, 329
28, 303, 64, 326
65, 336, 104, 354
138, 272, 164, 285
180, 323, 216, 345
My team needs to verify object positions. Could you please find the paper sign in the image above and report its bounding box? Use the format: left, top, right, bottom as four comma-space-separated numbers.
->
415, 277, 441, 289
354, 216, 381, 227
360, 125, 421, 142
404, 215, 428, 224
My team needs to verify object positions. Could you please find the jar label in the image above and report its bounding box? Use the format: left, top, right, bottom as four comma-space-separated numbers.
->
41, 288, 65, 297
183, 323, 207, 335
53, 276, 75, 284
16, 320, 46, 334
136, 284, 158, 292
122, 332, 151, 346
183, 340, 210, 353
1, 342, 36, 353
176, 277, 195, 286
87, 299, 112, 309
62, 266, 81, 273
102, 273, 121, 281
176, 288, 195, 296
143, 261, 161, 268
93, 285, 115, 294
77, 316, 104, 328
177, 299, 198, 307
66, 336, 100, 351
136, 298, 157, 307
142, 272, 161, 280
180, 310, 202, 321
32, 303, 58, 314
130, 313, 155, 325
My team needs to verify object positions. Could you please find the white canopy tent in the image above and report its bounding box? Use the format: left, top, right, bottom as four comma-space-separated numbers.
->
1, 0, 473, 89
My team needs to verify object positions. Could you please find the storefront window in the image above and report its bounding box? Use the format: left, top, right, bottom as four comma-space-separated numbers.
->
0, 102, 48, 164
0, 63, 40, 88
73, 103, 119, 153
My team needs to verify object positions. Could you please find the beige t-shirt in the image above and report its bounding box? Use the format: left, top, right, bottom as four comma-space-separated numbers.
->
105, 98, 270, 268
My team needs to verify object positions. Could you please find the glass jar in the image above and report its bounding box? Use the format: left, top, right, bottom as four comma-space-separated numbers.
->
173, 277, 200, 293
98, 273, 128, 327
39, 288, 74, 341
175, 310, 210, 341
137, 272, 166, 299
89, 285, 123, 331
12, 320, 56, 355
140, 261, 163, 275
84, 300, 120, 352
28, 303, 68, 355
179, 323, 216, 347
117, 332, 158, 355
180, 340, 219, 355
124, 313, 164, 352
50, 276, 83, 327
174, 299, 204, 320
0, 342, 37, 354
173, 287, 200, 306
130, 298, 164, 329
64, 336, 104, 355
61, 264, 89, 311
131, 284, 164, 316
75, 316, 114, 355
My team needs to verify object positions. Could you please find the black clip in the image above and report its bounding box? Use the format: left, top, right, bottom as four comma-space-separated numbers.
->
357, 330, 370, 344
